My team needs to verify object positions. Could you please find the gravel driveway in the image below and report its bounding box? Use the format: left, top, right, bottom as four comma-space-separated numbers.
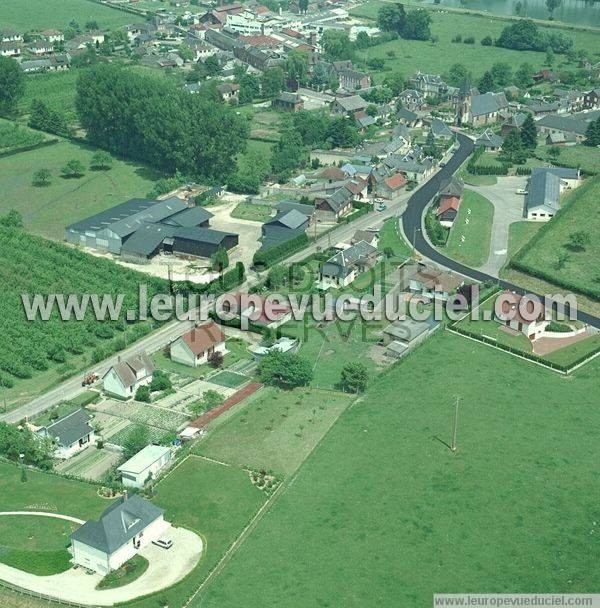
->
0, 523, 202, 606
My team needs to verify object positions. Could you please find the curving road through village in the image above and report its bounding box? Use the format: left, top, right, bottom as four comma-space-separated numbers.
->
401, 132, 600, 329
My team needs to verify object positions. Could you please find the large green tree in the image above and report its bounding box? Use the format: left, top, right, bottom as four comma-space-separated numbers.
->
76, 64, 249, 181
377, 3, 406, 34
258, 351, 313, 388
0, 57, 25, 114
520, 113, 538, 149
401, 9, 432, 41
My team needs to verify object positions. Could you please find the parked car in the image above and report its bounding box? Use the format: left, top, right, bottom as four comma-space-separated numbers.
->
152, 538, 173, 549
377, 204, 388, 212
516, 188, 528, 195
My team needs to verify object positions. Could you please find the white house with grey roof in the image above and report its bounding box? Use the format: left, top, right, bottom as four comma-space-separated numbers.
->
524, 167, 581, 222
70, 494, 169, 574
319, 240, 379, 288
38, 409, 95, 459
103, 352, 155, 399
118, 444, 172, 488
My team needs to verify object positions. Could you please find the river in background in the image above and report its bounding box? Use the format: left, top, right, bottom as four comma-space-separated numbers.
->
418, 0, 600, 27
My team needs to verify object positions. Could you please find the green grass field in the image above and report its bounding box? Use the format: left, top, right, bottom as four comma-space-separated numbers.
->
377, 217, 412, 260
536, 145, 600, 176
196, 331, 600, 608
195, 387, 352, 475
0, 514, 78, 575
0, 138, 161, 239
501, 220, 542, 273
230, 203, 272, 222
353, 3, 600, 81
0, 118, 47, 154
0, 461, 105, 519
1, 0, 141, 31
444, 189, 494, 268
513, 175, 600, 299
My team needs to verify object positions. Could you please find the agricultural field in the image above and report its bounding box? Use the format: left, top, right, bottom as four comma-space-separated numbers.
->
353, 2, 600, 81
196, 387, 353, 475
0, 514, 78, 575
536, 145, 600, 176
0, 118, 47, 154
511, 175, 600, 299
0, 226, 167, 407
196, 331, 600, 608
0, 139, 161, 239
1, 0, 141, 31
444, 189, 494, 268
230, 203, 272, 222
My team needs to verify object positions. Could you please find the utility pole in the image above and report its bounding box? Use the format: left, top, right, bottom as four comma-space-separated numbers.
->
451, 395, 460, 453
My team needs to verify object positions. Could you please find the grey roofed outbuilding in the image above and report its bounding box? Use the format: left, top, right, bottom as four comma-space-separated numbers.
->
163, 206, 213, 227
66, 198, 187, 237
275, 200, 315, 217
470, 92, 508, 117
120, 223, 176, 256
173, 226, 237, 245
535, 113, 591, 136
118, 444, 171, 475
265, 209, 308, 230
333, 95, 368, 112
383, 317, 437, 343
438, 176, 464, 198
396, 107, 419, 123
525, 168, 563, 215
503, 112, 527, 128
430, 118, 453, 139
475, 129, 503, 149
43, 409, 93, 447
71, 494, 164, 554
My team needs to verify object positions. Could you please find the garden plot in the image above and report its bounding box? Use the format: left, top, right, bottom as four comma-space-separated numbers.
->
91, 411, 130, 441
108, 423, 168, 448
91, 399, 190, 431
54, 448, 120, 481
180, 379, 239, 402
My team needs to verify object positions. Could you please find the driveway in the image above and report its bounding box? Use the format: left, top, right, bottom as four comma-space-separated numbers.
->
468, 176, 528, 276
208, 200, 264, 269
0, 524, 202, 606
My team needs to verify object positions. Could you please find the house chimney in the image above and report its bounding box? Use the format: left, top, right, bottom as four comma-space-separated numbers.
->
309, 31, 317, 46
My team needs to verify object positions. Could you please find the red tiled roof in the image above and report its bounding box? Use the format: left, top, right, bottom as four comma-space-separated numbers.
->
436, 195, 461, 215
282, 28, 302, 38
384, 172, 406, 190
256, 5, 271, 14
240, 34, 279, 47
180, 320, 225, 356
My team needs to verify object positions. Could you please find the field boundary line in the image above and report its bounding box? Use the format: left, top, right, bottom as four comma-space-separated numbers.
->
186, 392, 357, 607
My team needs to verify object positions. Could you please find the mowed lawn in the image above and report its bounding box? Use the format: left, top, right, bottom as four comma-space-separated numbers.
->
514, 175, 600, 298
1, 0, 141, 31
378, 217, 412, 260
0, 515, 78, 575
0, 139, 162, 239
536, 145, 600, 176
444, 189, 494, 268
354, 3, 600, 81
230, 203, 272, 222
195, 387, 353, 475
197, 332, 600, 608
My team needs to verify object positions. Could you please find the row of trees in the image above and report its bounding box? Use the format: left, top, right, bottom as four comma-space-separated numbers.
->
584, 116, 600, 146
501, 113, 538, 163
496, 19, 573, 53
76, 64, 249, 182
446, 61, 537, 91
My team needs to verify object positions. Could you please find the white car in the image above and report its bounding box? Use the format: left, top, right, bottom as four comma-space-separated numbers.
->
516, 188, 528, 195
152, 538, 173, 549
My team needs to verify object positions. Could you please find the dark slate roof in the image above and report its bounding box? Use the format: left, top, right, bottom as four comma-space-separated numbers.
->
470, 92, 508, 117
430, 118, 453, 139
397, 107, 418, 123
536, 113, 590, 136
174, 226, 237, 244
71, 495, 164, 554
121, 223, 175, 256
265, 209, 308, 230
321, 240, 378, 278
526, 170, 561, 215
333, 95, 368, 112
275, 200, 315, 216
44, 409, 93, 447
475, 129, 503, 148
438, 176, 464, 198
163, 206, 213, 227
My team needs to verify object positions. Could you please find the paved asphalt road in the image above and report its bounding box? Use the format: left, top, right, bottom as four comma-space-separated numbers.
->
402, 132, 600, 330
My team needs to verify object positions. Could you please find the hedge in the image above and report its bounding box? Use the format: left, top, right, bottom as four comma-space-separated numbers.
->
253, 233, 309, 269
466, 163, 510, 175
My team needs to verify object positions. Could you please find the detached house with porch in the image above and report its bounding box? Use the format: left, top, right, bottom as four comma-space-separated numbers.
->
102, 352, 155, 399
170, 320, 226, 367
495, 290, 549, 340
319, 240, 379, 288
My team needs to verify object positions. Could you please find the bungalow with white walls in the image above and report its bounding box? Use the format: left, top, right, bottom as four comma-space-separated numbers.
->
102, 352, 154, 399
70, 494, 169, 574
117, 445, 172, 488
170, 321, 226, 367
38, 409, 95, 459
494, 290, 549, 340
